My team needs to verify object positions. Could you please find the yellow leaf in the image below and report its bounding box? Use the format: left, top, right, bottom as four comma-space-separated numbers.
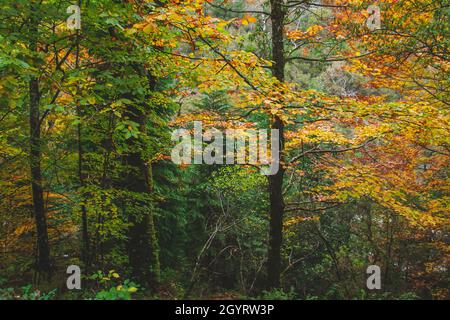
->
143, 22, 156, 34
128, 287, 138, 293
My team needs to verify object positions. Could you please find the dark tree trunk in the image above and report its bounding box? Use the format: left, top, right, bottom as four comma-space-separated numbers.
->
124, 72, 160, 288
267, 116, 285, 289
74, 2, 90, 267
103, 6, 161, 286
29, 3, 51, 276
267, 0, 286, 289
77, 109, 90, 266
124, 108, 160, 287
270, 0, 286, 83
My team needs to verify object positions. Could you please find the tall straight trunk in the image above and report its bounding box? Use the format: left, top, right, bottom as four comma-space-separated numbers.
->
29, 3, 51, 276
78, 119, 90, 266
74, 0, 90, 267
125, 73, 160, 288
124, 109, 160, 287
267, 0, 286, 289
105, 1, 161, 285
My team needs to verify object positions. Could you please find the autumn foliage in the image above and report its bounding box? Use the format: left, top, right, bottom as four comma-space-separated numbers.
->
0, 0, 448, 300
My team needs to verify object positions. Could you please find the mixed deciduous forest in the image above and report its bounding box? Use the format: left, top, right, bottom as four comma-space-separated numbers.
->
0, 0, 448, 300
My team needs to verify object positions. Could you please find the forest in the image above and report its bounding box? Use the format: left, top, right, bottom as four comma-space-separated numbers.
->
0, 0, 448, 301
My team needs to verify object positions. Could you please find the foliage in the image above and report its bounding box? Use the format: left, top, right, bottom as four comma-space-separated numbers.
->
0, 0, 448, 300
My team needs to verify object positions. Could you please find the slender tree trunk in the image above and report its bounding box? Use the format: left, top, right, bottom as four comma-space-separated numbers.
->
270, 0, 286, 83
267, 116, 285, 289
78, 119, 90, 266
74, 0, 90, 267
29, 3, 51, 276
267, 0, 286, 289
146, 163, 161, 285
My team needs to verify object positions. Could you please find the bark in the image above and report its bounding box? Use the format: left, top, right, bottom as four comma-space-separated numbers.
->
267, 0, 286, 289
267, 116, 285, 288
124, 72, 160, 288
74, 1, 90, 267
29, 3, 51, 276
77, 110, 90, 266
270, 0, 286, 82
101, 2, 161, 286
124, 119, 160, 287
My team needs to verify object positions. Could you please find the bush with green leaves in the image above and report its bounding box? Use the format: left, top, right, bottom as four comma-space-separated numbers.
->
88, 270, 139, 300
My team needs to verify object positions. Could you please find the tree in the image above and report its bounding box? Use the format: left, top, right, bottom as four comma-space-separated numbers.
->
28, 2, 51, 278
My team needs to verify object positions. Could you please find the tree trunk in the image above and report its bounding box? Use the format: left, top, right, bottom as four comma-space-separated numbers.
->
267, 116, 285, 289
124, 72, 160, 288
124, 113, 160, 287
267, 0, 286, 289
77, 107, 90, 267
270, 0, 286, 82
74, 1, 90, 267
29, 3, 51, 276
102, 3, 161, 286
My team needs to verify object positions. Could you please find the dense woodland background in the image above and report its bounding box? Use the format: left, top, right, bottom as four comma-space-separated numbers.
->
0, 0, 448, 300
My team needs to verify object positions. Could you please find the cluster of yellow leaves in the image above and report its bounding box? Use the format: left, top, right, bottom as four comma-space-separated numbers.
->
315, 138, 448, 229
287, 25, 324, 41
240, 14, 258, 26
134, 0, 229, 46
3, 190, 75, 253
333, 0, 449, 108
